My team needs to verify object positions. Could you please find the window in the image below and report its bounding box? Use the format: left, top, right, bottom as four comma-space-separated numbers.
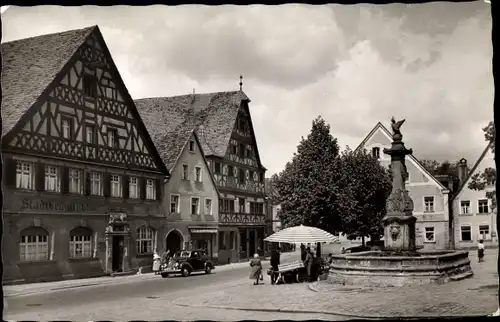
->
229, 231, 235, 250
69, 227, 92, 258
424, 196, 434, 212
86, 124, 96, 144
460, 200, 471, 214
170, 195, 180, 213
215, 162, 221, 174
479, 225, 490, 240
221, 199, 235, 213
259, 173, 264, 183
424, 227, 435, 242
129, 177, 139, 199
478, 199, 489, 214
19, 227, 49, 261
189, 140, 195, 152
61, 117, 73, 139
45, 166, 60, 192
195, 166, 202, 182
231, 145, 237, 154
249, 171, 254, 181
16, 161, 34, 190
90, 172, 102, 196
191, 197, 200, 215
69, 169, 82, 194
83, 74, 97, 98
107, 129, 118, 148
136, 226, 154, 254
372, 147, 380, 159
182, 164, 189, 180
146, 179, 156, 200
239, 168, 245, 184
239, 197, 246, 213
228, 165, 234, 177
205, 198, 212, 215
461, 226, 471, 241
110, 175, 122, 197
239, 143, 245, 158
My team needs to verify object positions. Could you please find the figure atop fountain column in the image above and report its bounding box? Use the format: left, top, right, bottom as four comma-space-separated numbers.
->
382, 117, 417, 253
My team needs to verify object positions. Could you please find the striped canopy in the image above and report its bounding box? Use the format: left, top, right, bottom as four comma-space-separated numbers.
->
264, 224, 339, 244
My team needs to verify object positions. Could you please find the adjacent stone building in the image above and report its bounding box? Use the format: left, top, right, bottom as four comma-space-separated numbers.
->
135, 91, 267, 263
134, 104, 221, 259
356, 122, 452, 250
452, 143, 498, 249
1, 26, 169, 283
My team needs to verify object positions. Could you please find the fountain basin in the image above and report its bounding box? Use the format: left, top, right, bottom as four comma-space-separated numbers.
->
328, 250, 473, 287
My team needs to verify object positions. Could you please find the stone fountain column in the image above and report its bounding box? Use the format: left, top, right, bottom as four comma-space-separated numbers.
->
382, 119, 417, 253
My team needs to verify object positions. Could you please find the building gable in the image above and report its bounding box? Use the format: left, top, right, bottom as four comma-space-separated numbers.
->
356, 122, 448, 191
453, 143, 495, 202
2, 26, 167, 174
225, 102, 265, 171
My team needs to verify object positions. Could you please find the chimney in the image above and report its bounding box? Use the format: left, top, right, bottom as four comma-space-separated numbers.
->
458, 158, 468, 184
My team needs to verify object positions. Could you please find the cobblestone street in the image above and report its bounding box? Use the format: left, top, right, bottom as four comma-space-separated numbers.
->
172, 249, 499, 318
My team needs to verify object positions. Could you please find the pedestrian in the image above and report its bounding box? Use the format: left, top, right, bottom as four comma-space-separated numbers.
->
478, 239, 485, 262
300, 243, 306, 261
249, 253, 263, 285
270, 246, 281, 285
304, 247, 314, 282
152, 251, 161, 274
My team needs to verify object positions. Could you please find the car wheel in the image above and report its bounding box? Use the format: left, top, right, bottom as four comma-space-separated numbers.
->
205, 266, 212, 274
161, 272, 169, 278
181, 267, 191, 277
296, 272, 305, 283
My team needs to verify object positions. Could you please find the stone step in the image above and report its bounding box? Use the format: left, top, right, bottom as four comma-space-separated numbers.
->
449, 271, 473, 282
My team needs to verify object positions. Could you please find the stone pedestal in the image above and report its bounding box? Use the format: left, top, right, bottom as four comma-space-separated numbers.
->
383, 215, 417, 252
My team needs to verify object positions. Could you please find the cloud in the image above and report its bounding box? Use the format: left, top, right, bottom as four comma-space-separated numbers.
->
1, 3, 493, 175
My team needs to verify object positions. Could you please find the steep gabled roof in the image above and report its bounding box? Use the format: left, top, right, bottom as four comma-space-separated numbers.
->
451, 142, 494, 200
355, 122, 449, 192
134, 91, 265, 165
1, 26, 169, 175
1, 26, 96, 137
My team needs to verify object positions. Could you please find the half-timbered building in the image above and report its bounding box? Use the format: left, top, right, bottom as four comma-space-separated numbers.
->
135, 91, 267, 263
134, 104, 221, 259
1, 26, 169, 283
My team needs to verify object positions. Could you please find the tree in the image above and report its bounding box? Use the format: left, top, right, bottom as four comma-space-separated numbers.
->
336, 148, 392, 246
273, 116, 342, 233
420, 159, 461, 191
468, 121, 496, 210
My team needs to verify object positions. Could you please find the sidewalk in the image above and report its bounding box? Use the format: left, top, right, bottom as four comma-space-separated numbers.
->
172, 250, 499, 318
3, 252, 295, 298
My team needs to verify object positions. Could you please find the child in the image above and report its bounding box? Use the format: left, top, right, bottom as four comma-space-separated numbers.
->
477, 239, 485, 262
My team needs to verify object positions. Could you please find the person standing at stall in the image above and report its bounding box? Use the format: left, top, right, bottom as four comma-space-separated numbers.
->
304, 247, 314, 282
270, 246, 281, 285
300, 243, 306, 261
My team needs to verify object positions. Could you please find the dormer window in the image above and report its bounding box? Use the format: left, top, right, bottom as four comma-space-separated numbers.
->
372, 147, 380, 159
189, 140, 195, 152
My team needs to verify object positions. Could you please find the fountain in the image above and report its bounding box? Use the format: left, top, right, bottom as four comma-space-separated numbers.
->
328, 118, 473, 287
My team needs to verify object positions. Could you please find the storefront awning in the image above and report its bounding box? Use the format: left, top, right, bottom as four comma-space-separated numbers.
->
190, 228, 218, 234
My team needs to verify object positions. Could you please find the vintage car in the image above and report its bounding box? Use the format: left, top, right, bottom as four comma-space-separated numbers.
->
160, 249, 215, 278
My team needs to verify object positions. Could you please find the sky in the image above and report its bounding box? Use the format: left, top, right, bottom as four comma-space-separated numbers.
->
1, 3, 494, 176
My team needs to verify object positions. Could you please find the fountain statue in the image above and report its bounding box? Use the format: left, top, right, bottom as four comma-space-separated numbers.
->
328, 118, 473, 287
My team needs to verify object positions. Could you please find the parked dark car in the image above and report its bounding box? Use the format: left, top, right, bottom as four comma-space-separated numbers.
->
160, 249, 215, 278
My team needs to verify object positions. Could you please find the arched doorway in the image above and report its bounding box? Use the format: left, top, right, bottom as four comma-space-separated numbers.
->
166, 229, 184, 255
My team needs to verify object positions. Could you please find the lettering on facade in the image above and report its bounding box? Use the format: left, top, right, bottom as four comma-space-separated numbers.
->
20, 199, 97, 212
